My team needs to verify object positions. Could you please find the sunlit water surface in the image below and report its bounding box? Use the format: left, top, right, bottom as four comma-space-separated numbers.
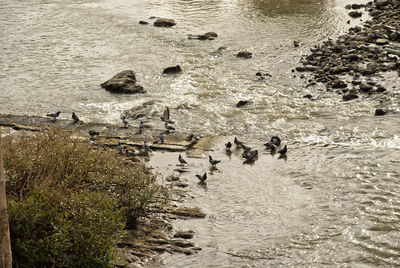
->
1, 0, 400, 266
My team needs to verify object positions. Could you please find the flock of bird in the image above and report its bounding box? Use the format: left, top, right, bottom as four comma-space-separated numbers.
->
45, 107, 289, 185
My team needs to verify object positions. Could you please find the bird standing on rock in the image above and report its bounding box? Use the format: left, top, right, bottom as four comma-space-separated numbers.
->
160, 107, 174, 124
143, 141, 151, 152
139, 121, 144, 133
122, 116, 129, 127
178, 154, 188, 165
196, 173, 207, 182
209, 155, 221, 166
159, 133, 165, 144
117, 142, 124, 154
72, 112, 79, 123
46, 111, 61, 121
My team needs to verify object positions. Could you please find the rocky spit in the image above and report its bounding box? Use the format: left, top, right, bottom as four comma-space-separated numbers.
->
296, 0, 400, 102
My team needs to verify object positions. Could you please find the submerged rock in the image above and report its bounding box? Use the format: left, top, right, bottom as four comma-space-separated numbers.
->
188, 32, 218, 40
139, 20, 149, 25
236, 100, 252, 108
100, 70, 146, 94
349, 11, 362, 18
154, 18, 176, 27
236, 51, 252, 58
162, 65, 182, 75
375, 108, 387, 116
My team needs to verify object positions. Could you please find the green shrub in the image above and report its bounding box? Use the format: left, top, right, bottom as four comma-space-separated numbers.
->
3, 129, 166, 267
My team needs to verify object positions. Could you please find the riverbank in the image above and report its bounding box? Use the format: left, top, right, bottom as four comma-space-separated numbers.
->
0, 114, 213, 267
297, 0, 399, 106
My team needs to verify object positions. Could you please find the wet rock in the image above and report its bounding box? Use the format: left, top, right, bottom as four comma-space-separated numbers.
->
342, 93, 359, 101
236, 100, 252, 108
122, 101, 158, 120
236, 51, 252, 58
100, 70, 146, 94
349, 11, 362, 18
174, 231, 194, 239
303, 94, 313, 99
188, 32, 218, 40
139, 20, 149, 25
331, 80, 347, 89
170, 207, 206, 218
376, 38, 389, 45
162, 65, 182, 75
171, 240, 195, 248
376, 86, 387, 92
154, 18, 176, 27
351, 3, 363, 9
375, 108, 387, 116
359, 83, 373, 93
296, 66, 316, 72
389, 32, 399, 41
375, 0, 389, 8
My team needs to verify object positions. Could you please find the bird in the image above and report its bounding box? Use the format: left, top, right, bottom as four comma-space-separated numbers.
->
122, 116, 129, 127
46, 111, 61, 121
178, 154, 188, 165
139, 121, 144, 133
209, 155, 221, 166
88, 130, 100, 137
294, 40, 300, 47
125, 149, 135, 157
242, 144, 252, 153
243, 149, 258, 161
160, 107, 175, 124
196, 172, 207, 182
72, 112, 79, 123
278, 145, 287, 155
159, 133, 165, 144
117, 142, 124, 154
263, 141, 276, 151
271, 136, 281, 146
234, 137, 244, 147
143, 141, 151, 151
225, 141, 232, 150
185, 134, 194, 142
165, 123, 175, 132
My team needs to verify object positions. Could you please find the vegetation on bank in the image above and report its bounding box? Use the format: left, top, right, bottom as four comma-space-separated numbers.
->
3, 129, 166, 267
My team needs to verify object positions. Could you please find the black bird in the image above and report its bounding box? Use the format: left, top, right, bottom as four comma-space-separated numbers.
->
143, 141, 151, 151
72, 112, 79, 123
160, 107, 174, 124
117, 142, 124, 154
165, 122, 175, 132
209, 155, 221, 166
278, 145, 287, 155
271, 136, 281, 146
46, 111, 61, 121
88, 130, 100, 137
139, 121, 144, 132
122, 116, 129, 127
242, 144, 252, 153
178, 154, 188, 165
234, 137, 244, 147
243, 149, 258, 161
185, 134, 194, 142
196, 172, 207, 182
263, 141, 276, 151
225, 141, 232, 150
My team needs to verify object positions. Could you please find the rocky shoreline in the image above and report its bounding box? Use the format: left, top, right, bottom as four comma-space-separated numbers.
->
296, 0, 399, 105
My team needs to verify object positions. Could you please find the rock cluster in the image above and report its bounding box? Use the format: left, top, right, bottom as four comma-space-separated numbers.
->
297, 0, 400, 101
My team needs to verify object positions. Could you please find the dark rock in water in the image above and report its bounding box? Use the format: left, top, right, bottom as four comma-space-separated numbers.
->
342, 93, 359, 101
331, 80, 347, 89
163, 65, 182, 75
154, 18, 176, 27
349, 11, 362, 18
236, 51, 252, 58
236, 100, 252, 108
351, 3, 363, 9
139, 20, 149, 25
359, 83, 373, 93
376, 86, 387, 93
174, 231, 194, 239
303, 94, 313, 99
296, 66, 316, 72
375, 108, 387, 116
100, 70, 146, 94
188, 32, 218, 40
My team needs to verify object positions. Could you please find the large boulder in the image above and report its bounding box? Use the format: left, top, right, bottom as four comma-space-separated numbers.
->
100, 70, 146, 94
154, 18, 176, 27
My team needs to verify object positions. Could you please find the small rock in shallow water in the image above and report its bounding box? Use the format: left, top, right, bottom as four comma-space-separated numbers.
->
343, 93, 359, 101
236, 100, 252, 108
154, 18, 176, 27
375, 108, 387, 116
139, 20, 149, 25
349, 11, 362, 18
236, 51, 252, 58
162, 65, 182, 74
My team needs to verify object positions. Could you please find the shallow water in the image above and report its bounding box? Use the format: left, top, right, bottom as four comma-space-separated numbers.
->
1, 0, 400, 266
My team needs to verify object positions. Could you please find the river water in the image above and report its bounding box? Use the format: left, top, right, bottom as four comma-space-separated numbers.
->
1, 0, 400, 266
